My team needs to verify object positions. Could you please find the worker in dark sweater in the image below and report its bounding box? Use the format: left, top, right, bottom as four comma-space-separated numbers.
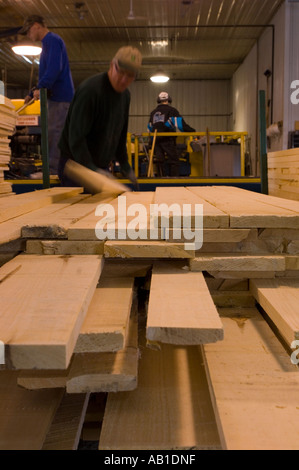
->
148, 92, 195, 177
58, 46, 141, 189
20, 15, 74, 176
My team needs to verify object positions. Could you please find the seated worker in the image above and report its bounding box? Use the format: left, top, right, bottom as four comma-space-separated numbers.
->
58, 46, 141, 190
148, 92, 195, 177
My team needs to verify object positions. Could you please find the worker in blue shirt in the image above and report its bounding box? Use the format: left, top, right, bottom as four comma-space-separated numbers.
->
148, 92, 195, 177
20, 15, 74, 176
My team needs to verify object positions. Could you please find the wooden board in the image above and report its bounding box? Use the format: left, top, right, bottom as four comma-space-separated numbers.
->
21, 192, 114, 239
0, 187, 83, 224
190, 254, 286, 272
67, 304, 138, 393
26, 239, 105, 255
42, 392, 90, 450
202, 308, 299, 450
146, 261, 223, 345
187, 186, 299, 228
17, 368, 68, 390
18, 296, 138, 393
0, 193, 90, 246
250, 277, 299, 345
0, 370, 64, 450
68, 191, 154, 241
0, 254, 103, 369
99, 336, 221, 450
163, 228, 253, 244
153, 186, 229, 228
221, 184, 299, 214
75, 276, 135, 353
64, 158, 129, 195
267, 149, 299, 201
104, 240, 195, 258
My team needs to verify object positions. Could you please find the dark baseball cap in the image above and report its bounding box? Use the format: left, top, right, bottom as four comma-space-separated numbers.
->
19, 15, 46, 34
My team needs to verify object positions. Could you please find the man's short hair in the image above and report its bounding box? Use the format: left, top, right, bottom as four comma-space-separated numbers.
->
19, 15, 46, 34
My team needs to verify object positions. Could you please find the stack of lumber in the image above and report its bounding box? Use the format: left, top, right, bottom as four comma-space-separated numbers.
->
0, 95, 16, 196
0, 185, 299, 450
268, 148, 299, 201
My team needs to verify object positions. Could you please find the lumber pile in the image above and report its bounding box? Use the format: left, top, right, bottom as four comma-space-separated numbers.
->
0, 95, 16, 196
268, 148, 299, 201
0, 185, 299, 450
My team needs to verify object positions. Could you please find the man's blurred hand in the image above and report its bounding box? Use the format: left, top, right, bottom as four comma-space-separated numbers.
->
123, 168, 139, 190
33, 89, 40, 100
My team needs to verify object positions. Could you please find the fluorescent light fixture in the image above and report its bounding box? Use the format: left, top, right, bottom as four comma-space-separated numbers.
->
12, 44, 42, 56
150, 73, 170, 83
21, 55, 33, 64
150, 40, 168, 47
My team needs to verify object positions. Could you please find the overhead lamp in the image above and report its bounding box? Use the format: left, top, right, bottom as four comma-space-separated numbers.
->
11, 42, 42, 56
150, 72, 170, 83
150, 40, 169, 47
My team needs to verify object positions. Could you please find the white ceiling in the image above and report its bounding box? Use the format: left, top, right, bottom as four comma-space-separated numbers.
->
0, 0, 285, 90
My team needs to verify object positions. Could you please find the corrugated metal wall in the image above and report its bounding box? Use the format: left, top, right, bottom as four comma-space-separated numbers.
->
230, 4, 286, 175
128, 79, 232, 134
284, 2, 299, 149
231, 45, 258, 175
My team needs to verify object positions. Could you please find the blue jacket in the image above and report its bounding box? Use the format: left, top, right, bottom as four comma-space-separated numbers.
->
148, 103, 195, 134
37, 32, 74, 102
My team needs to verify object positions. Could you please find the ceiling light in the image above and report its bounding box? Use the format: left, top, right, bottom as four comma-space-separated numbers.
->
150, 40, 169, 47
12, 44, 42, 56
150, 72, 170, 83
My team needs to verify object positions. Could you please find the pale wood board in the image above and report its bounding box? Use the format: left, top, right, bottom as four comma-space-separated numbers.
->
164, 228, 253, 243
0, 370, 64, 450
187, 186, 299, 228
220, 184, 299, 214
75, 276, 135, 353
0, 187, 83, 224
104, 240, 195, 258
268, 148, 299, 159
153, 186, 229, 228
21, 192, 115, 239
42, 392, 90, 450
268, 171, 299, 182
0, 194, 91, 246
68, 191, 154, 240
189, 254, 286, 272
205, 270, 276, 279
26, 239, 105, 255
67, 304, 138, 393
268, 188, 299, 201
0, 254, 103, 369
18, 296, 138, 393
99, 334, 221, 450
196, 240, 274, 254
0, 182, 12, 194
17, 368, 68, 390
64, 158, 129, 195
258, 228, 299, 240
202, 308, 299, 450
211, 291, 256, 308
146, 261, 223, 344
250, 277, 299, 345
285, 255, 299, 270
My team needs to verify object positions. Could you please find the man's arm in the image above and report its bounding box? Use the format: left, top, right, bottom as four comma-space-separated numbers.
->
37, 38, 63, 91
65, 90, 98, 171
